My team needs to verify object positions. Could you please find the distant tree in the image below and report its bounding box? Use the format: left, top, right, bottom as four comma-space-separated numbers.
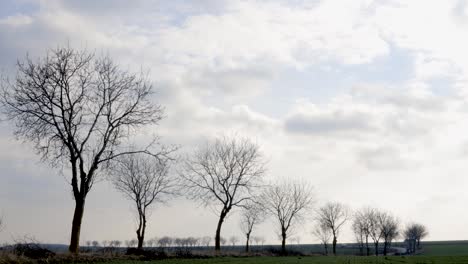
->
86, 241, 92, 247
113, 240, 122, 248
378, 212, 399, 256
158, 236, 173, 248
129, 239, 137, 248
220, 236, 227, 246
262, 180, 314, 255
312, 223, 332, 255
239, 201, 265, 252
365, 208, 383, 256
404, 223, 428, 252
201, 236, 212, 247
92, 241, 99, 248
109, 153, 176, 249
353, 208, 371, 256
229, 236, 239, 247
0, 46, 169, 253
316, 202, 349, 255
252, 236, 261, 246
259, 237, 266, 246
102, 240, 109, 248
180, 136, 266, 251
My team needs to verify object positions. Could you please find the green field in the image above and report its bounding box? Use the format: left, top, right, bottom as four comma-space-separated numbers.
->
106, 256, 468, 264
419, 241, 468, 256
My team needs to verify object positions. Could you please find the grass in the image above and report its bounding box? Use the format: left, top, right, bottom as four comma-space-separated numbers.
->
105, 256, 468, 264
420, 241, 468, 256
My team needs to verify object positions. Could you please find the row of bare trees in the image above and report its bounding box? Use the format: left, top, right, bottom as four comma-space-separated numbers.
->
0, 46, 428, 255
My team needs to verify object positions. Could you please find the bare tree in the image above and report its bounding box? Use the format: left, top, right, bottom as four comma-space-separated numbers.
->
312, 223, 331, 255
180, 136, 266, 251
262, 180, 314, 255
229, 236, 239, 247
158, 236, 173, 248
404, 223, 428, 253
220, 236, 227, 246
109, 153, 176, 249
366, 208, 383, 256
0, 47, 171, 253
352, 209, 371, 256
201, 236, 212, 247
316, 202, 349, 255
92, 241, 99, 248
239, 201, 265, 252
378, 212, 399, 256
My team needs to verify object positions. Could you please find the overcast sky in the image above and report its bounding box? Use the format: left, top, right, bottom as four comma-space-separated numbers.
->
1, 0, 468, 246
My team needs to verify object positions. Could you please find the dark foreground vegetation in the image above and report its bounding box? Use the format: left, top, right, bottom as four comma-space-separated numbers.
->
1, 241, 468, 264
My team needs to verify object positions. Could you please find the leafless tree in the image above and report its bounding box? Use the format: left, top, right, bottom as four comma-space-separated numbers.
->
158, 236, 173, 248
312, 223, 332, 255
180, 136, 266, 251
262, 180, 314, 255
316, 202, 349, 255
0, 46, 171, 253
352, 209, 371, 256
220, 236, 227, 246
92, 241, 99, 248
378, 211, 399, 256
365, 208, 383, 256
239, 201, 265, 252
109, 153, 176, 249
201, 236, 212, 247
404, 223, 428, 252
229, 236, 239, 247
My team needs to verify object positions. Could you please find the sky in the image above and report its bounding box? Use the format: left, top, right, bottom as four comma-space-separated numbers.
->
1, 0, 468, 246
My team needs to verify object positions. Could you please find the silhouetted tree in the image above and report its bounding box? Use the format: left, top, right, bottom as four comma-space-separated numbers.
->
316, 202, 349, 255
378, 212, 399, 256
201, 236, 212, 247
109, 153, 176, 249
312, 223, 331, 255
262, 180, 314, 255
404, 223, 428, 252
229, 236, 239, 247
0, 46, 170, 253
92, 241, 99, 248
180, 136, 266, 251
353, 208, 371, 256
366, 208, 383, 256
239, 201, 265, 252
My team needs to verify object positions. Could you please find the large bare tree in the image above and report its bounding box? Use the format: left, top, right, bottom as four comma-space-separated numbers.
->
316, 202, 349, 255
378, 211, 399, 256
239, 201, 265, 253
109, 153, 176, 249
262, 180, 314, 255
0, 47, 169, 253
179, 136, 266, 251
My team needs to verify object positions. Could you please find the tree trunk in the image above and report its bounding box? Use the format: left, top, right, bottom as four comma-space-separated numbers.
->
281, 228, 287, 255
374, 241, 379, 256
324, 243, 328, 255
136, 213, 146, 249
215, 211, 227, 251
332, 236, 337, 255
245, 233, 250, 253
383, 241, 388, 256
366, 237, 370, 256
69, 198, 85, 253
